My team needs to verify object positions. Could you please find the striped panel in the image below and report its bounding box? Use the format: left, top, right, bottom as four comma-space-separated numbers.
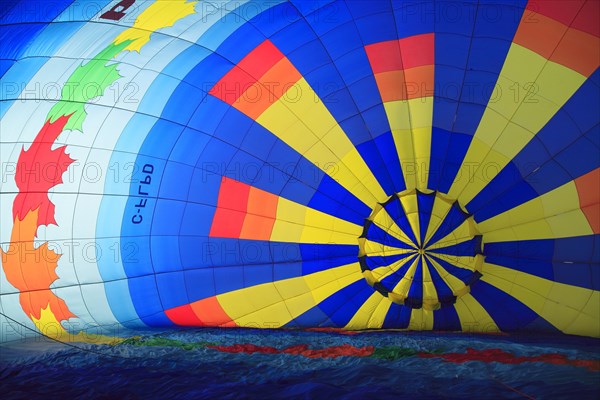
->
209, 177, 362, 244
214, 263, 363, 328
479, 170, 598, 242
210, 39, 388, 207
466, 70, 599, 222
482, 261, 599, 336
365, 33, 435, 190
447, 1, 599, 205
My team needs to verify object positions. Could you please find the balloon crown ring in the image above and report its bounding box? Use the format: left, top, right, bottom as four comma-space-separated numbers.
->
358, 189, 485, 311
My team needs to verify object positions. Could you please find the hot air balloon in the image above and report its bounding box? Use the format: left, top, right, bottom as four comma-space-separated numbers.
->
0, 0, 598, 343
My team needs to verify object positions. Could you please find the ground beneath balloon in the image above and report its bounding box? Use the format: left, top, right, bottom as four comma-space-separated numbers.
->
1, 329, 599, 399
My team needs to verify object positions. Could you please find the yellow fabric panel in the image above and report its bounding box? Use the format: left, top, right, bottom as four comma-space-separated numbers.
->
308, 263, 364, 302
499, 44, 547, 95
270, 197, 362, 244
369, 296, 394, 327
257, 78, 387, 206
423, 215, 443, 246
511, 92, 567, 135
219, 280, 302, 324
384, 99, 433, 139
231, 299, 294, 328
385, 98, 434, 190
450, 123, 534, 204
345, 292, 392, 329
385, 100, 411, 131
427, 256, 470, 295
533, 61, 588, 113
274, 197, 306, 225
298, 225, 359, 245
361, 240, 415, 257
270, 220, 306, 243
431, 218, 477, 249
285, 79, 338, 140
453, 294, 500, 333
277, 119, 318, 153
372, 206, 399, 230
479, 181, 584, 233
302, 205, 362, 243
318, 138, 383, 205
410, 99, 433, 191
569, 294, 600, 337
422, 257, 438, 303
482, 263, 600, 337
399, 191, 422, 246
423, 194, 454, 245
371, 254, 418, 282
433, 253, 483, 273
372, 207, 417, 246
447, 44, 586, 204
409, 308, 434, 330
390, 131, 416, 189
391, 257, 420, 296
482, 210, 593, 243
567, 312, 600, 338
218, 263, 363, 327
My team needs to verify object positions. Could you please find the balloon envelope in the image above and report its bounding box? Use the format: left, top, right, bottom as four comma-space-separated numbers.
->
0, 0, 598, 341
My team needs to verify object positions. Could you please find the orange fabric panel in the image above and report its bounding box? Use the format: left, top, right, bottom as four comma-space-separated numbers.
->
190, 296, 236, 327
374, 70, 406, 102
403, 65, 434, 100
575, 168, 600, 233
236, 57, 302, 120
514, 4, 599, 76
247, 186, 279, 218
366, 34, 434, 102
514, 12, 567, 59
0, 210, 75, 322
581, 205, 600, 234
550, 28, 600, 77
575, 168, 600, 208
240, 214, 276, 240
374, 65, 434, 102
240, 185, 278, 240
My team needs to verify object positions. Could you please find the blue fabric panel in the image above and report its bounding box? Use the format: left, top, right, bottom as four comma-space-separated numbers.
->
431, 236, 482, 258
428, 255, 475, 285
314, 280, 372, 327
433, 306, 462, 331
426, 204, 468, 247
382, 302, 411, 329
406, 257, 424, 302
128, 275, 175, 327
384, 198, 419, 245
470, 280, 560, 333
417, 191, 436, 244
469, 71, 600, 220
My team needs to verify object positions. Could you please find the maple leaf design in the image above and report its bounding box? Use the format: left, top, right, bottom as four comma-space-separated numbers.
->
13, 114, 74, 227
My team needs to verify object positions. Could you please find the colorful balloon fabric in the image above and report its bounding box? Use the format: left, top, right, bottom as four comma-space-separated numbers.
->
0, 0, 598, 342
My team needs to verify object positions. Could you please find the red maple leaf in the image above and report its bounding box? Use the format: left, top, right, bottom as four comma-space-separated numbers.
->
13, 114, 74, 227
